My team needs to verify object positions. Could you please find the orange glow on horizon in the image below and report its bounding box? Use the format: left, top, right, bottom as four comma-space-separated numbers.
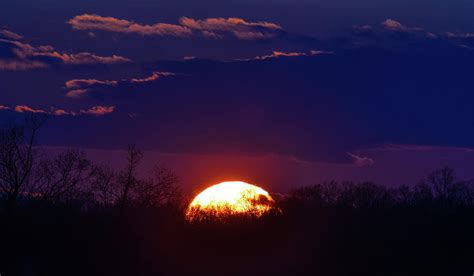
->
185, 181, 274, 221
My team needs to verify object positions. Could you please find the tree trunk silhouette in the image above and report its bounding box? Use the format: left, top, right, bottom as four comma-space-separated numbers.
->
118, 146, 142, 212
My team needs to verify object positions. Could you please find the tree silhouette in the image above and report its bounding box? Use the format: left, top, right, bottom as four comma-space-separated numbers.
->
117, 146, 143, 211
133, 164, 181, 208
0, 115, 46, 212
90, 163, 117, 207
34, 149, 91, 204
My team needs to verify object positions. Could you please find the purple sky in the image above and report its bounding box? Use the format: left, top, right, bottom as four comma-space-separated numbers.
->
1, 0, 474, 192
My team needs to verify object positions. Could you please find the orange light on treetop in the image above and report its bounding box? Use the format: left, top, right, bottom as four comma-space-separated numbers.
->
185, 181, 274, 221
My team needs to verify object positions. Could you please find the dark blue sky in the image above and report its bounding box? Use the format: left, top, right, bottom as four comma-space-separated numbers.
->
1, 0, 474, 190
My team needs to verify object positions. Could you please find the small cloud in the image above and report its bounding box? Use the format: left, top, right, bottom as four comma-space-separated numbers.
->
444, 31, 474, 38
348, 153, 375, 167
64, 72, 175, 98
65, 89, 91, 98
79, 106, 115, 116
381, 19, 422, 32
65, 79, 118, 89
14, 105, 48, 114
130, 72, 175, 83
0, 59, 48, 71
0, 29, 23, 40
183, 56, 196, 60
309, 49, 334, 55
353, 25, 372, 31
3, 104, 114, 117
52, 108, 70, 116
245, 49, 333, 61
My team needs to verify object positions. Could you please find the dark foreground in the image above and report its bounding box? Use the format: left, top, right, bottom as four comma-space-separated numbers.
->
2, 180, 473, 276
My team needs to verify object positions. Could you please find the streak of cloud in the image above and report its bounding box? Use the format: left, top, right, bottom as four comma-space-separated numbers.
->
68, 14, 283, 40
0, 104, 115, 117
64, 72, 175, 98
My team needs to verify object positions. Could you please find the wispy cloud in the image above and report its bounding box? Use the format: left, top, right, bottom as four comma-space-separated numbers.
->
129, 72, 175, 83
65, 89, 93, 99
444, 31, 474, 38
0, 59, 48, 71
64, 72, 175, 98
68, 14, 192, 37
0, 34, 130, 71
179, 17, 281, 40
0, 29, 23, 40
381, 19, 422, 32
79, 106, 115, 116
348, 153, 375, 167
0, 104, 115, 116
68, 14, 283, 40
65, 79, 119, 89
236, 50, 333, 61
15, 105, 48, 114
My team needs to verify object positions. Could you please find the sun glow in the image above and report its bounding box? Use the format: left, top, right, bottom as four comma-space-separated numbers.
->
185, 181, 274, 221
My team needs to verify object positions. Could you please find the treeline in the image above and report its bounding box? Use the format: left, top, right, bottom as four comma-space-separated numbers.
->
2, 115, 474, 213
287, 167, 474, 210
1, 116, 473, 276
0, 115, 181, 214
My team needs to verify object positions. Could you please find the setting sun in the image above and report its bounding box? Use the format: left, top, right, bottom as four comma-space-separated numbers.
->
185, 181, 274, 221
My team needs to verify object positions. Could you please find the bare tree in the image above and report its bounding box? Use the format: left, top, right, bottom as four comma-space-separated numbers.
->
90, 163, 117, 207
0, 115, 46, 211
134, 164, 181, 208
117, 146, 143, 210
34, 149, 91, 204
427, 167, 457, 200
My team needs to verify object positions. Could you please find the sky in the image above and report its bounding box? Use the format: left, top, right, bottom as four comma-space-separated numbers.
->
1, 0, 474, 192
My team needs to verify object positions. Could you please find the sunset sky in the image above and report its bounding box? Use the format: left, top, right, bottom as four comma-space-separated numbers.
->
1, 0, 474, 191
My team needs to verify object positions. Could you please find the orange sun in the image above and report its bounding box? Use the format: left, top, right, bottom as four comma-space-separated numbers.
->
185, 181, 274, 221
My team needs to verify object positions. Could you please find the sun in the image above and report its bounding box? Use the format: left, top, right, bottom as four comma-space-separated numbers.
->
185, 181, 274, 221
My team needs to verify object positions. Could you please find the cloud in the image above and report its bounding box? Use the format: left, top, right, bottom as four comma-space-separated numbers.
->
381, 19, 422, 32
68, 14, 192, 37
0, 59, 48, 71
79, 106, 115, 116
444, 31, 474, 38
0, 29, 23, 40
0, 104, 115, 117
348, 153, 375, 167
0, 35, 130, 71
130, 72, 175, 83
64, 72, 175, 98
240, 49, 333, 61
367, 143, 474, 153
65, 89, 92, 98
15, 105, 48, 114
65, 79, 119, 89
179, 17, 282, 40
68, 14, 282, 40
352, 25, 373, 32
45, 52, 130, 65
